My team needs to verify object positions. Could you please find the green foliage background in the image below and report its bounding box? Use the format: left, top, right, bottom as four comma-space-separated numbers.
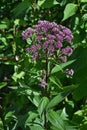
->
0, 0, 87, 130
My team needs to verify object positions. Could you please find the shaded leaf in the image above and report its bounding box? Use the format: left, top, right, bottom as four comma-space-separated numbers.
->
46, 85, 77, 109
0, 118, 4, 130
38, 0, 59, 8
12, 0, 34, 17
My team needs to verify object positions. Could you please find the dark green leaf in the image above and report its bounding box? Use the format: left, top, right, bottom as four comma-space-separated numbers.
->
46, 85, 77, 109
38, 0, 59, 8
12, 0, 34, 17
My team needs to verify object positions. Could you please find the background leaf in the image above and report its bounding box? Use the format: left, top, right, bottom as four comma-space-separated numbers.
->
0, 82, 7, 89
46, 85, 77, 109
12, 0, 34, 17
38, 97, 49, 117
47, 110, 66, 130
37, 0, 59, 8
62, 3, 78, 21
51, 60, 75, 74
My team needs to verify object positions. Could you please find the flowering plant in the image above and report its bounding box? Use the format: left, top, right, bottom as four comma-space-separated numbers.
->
21, 20, 76, 130
22, 20, 73, 62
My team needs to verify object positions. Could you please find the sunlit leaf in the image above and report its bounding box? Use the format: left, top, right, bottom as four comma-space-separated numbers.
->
47, 110, 66, 130
38, 97, 49, 116
51, 60, 75, 74
81, 0, 87, 2
0, 82, 7, 89
62, 4, 78, 21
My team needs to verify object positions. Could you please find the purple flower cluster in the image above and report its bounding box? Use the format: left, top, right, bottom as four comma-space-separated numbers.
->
22, 27, 35, 39
39, 79, 47, 88
66, 69, 74, 76
62, 46, 73, 56
22, 20, 73, 61
25, 44, 41, 61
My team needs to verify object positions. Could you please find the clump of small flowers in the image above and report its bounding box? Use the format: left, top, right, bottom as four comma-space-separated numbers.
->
22, 20, 74, 87
66, 69, 74, 76
22, 20, 73, 62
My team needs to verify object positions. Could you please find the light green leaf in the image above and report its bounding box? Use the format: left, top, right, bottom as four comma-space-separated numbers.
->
29, 125, 44, 130
0, 82, 7, 89
49, 76, 62, 89
38, 97, 49, 116
19, 82, 41, 107
28, 95, 41, 107
12, 71, 25, 82
46, 85, 77, 109
38, 0, 59, 8
4, 111, 16, 121
51, 60, 75, 74
0, 24, 8, 29
81, 0, 87, 2
62, 3, 78, 21
0, 37, 7, 45
25, 111, 38, 124
47, 110, 65, 130
0, 118, 4, 130
82, 13, 87, 22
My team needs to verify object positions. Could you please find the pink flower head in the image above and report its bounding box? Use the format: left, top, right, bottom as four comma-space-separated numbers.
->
22, 20, 73, 61
62, 46, 73, 56
66, 69, 74, 76
39, 79, 47, 88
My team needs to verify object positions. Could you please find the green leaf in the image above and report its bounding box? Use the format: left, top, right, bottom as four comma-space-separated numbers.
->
38, 97, 49, 116
49, 76, 62, 89
0, 118, 4, 130
12, 0, 34, 17
19, 82, 41, 107
0, 24, 8, 29
62, 3, 78, 21
51, 60, 75, 74
82, 13, 87, 22
70, 47, 87, 100
4, 111, 16, 122
28, 95, 41, 107
0, 82, 7, 89
12, 71, 25, 82
47, 110, 66, 130
29, 125, 44, 130
81, 0, 87, 2
46, 85, 77, 109
38, 0, 59, 8
25, 111, 38, 125
0, 37, 7, 45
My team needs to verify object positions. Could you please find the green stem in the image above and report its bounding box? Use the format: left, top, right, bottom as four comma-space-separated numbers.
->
44, 51, 48, 130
